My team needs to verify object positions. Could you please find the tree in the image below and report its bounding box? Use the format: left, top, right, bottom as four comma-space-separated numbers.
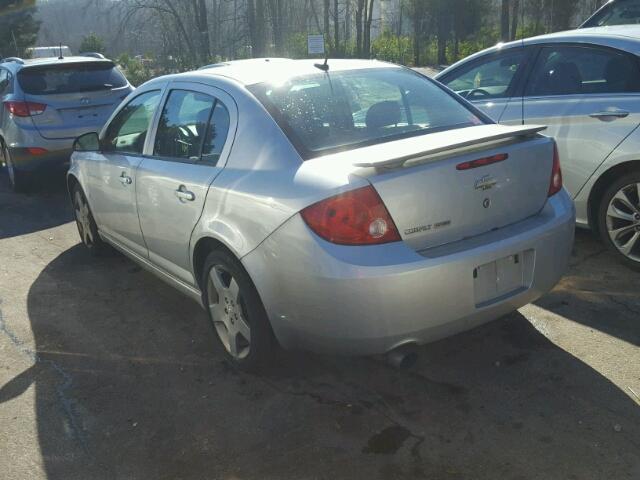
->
500, 0, 510, 41
79, 32, 106, 54
0, 0, 40, 58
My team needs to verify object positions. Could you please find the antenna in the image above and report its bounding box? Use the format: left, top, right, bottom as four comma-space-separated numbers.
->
58, 42, 64, 60
314, 52, 329, 72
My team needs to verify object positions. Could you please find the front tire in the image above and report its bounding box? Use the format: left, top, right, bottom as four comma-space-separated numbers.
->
597, 171, 640, 271
72, 184, 106, 256
201, 250, 275, 371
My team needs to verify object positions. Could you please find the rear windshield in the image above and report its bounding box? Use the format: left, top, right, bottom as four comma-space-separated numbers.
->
18, 63, 127, 95
248, 67, 484, 159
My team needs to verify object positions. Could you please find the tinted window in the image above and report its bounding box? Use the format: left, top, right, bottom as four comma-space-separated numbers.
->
249, 68, 483, 158
104, 90, 161, 154
443, 50, 526, 100
201, 101, 230, 164
18, 62, 127, 95
582, 0, 640, 27
153, 90, 217, 160
526, 46, 640, 96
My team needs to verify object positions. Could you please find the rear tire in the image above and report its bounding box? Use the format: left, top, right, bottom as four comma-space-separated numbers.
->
201, 249, 275, 372
597, 171, 640, 272
3, 144, 31, 193
72, 184, 107, 256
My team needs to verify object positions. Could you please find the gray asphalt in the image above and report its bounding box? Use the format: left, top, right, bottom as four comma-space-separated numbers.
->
0, 170, 638, 480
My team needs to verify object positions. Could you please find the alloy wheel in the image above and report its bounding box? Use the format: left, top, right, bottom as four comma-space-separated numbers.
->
207, 265, 251, 359
606, 182, 640, 262
74, 190, 94, 246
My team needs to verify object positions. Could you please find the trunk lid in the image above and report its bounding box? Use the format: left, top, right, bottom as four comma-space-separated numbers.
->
318, 124, 554, 251
24, 88, 129, 140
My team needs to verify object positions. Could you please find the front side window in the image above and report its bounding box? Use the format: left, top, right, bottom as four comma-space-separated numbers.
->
443, 50, 526, 100
18, 62, 128, 95
249, 67, 483, 159
526, 46, 640, 97
153, 89, 217, 161
104, 90, 161, 154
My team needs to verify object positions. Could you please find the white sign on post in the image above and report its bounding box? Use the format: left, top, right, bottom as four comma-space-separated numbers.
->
307, 34, 325, 55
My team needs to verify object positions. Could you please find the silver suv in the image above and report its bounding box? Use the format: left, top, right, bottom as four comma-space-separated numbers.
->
0, 55, 133, 191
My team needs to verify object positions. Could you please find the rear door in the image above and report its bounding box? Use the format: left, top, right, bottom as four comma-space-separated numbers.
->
17, 61, 131, 139
136, 82, 235, 285
522, 44, 640, 197
438, 46, 531, 123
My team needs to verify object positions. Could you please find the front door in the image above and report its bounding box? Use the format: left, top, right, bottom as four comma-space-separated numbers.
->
136, 82, 234, 285
522, 44, 640, 197
89, 89, 163, 257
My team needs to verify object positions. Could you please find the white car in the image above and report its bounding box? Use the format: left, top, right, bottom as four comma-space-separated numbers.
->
437, 25, 640, 270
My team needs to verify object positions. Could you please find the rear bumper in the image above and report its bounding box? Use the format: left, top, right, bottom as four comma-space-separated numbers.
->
242, 189, 575, 355
8, 143, 73, 172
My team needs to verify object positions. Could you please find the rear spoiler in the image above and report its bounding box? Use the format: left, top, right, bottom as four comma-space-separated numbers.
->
353, 124, 547, 169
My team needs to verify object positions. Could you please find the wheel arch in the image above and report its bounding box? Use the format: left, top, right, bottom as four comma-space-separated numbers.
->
192, 236, 238, 291
587, 160, 640, 232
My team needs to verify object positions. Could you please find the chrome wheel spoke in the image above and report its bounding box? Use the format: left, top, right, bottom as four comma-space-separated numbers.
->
607, 203, 634, 222
227, 332, 239, 357
209, 268, 227, 296
235, 313, 251, 342
228, 278, 240, 302
613, 189, 640, 215
609, 224, 636, 240
620, 232, 640, 256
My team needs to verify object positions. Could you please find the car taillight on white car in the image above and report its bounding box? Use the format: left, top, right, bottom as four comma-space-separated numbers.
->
4, 101, 47, 117
548, 143, 563, 197
301, 185, 401, 245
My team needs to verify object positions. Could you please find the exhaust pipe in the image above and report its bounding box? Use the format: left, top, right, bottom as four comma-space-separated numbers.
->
386, 344, 418, 369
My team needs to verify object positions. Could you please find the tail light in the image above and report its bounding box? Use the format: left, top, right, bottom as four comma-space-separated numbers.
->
26, 147, 48, 156
548, 143, 563, 197
4, 101, 47, 117
301, 185, 401, 245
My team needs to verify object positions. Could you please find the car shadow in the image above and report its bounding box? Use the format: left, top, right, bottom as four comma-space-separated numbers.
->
2, 242, 637, 479
0, 167, 72, 239
535, 229, 640, 346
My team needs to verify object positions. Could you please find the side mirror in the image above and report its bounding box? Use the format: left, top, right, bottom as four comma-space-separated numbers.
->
73, 132, 100, 152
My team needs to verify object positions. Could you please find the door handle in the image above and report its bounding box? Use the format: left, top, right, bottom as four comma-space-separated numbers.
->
174, 185, 195, 202
119, 172, 132, 185
589, 110, 630, 119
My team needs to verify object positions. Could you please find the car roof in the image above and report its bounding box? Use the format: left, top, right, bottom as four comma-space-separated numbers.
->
193, 58, 400, 86
1, 56, 113, 71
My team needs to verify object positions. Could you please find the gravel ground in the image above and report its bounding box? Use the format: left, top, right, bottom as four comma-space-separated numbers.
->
0, 170, 638, 480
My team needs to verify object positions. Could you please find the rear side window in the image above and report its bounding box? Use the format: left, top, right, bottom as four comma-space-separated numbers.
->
443, 50, 526, 100
153, 89, 219, 161
17, 62, 127, 95
249, 67, 483, 159
104, 90, 161, 154
526, 46, 640, 96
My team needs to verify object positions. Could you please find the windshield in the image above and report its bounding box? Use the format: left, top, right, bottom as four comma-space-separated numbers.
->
18, 62, 127, 95
249, 68, 484, 158
582, 0, 640, 27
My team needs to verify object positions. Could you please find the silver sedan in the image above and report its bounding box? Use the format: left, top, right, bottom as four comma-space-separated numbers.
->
437, 25, 640, 270
68, 59, 575, 370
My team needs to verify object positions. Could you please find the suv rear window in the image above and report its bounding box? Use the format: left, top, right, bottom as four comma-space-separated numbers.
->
248, 68, 484, 159
18, 62, 127, 95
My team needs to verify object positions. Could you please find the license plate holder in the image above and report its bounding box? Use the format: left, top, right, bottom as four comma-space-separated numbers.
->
473, 250, 534, 307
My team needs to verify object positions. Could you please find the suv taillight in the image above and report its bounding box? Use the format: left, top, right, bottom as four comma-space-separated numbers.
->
300, 185, 401, 245
548, 143, 563, 197
4, 101, 47, 117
